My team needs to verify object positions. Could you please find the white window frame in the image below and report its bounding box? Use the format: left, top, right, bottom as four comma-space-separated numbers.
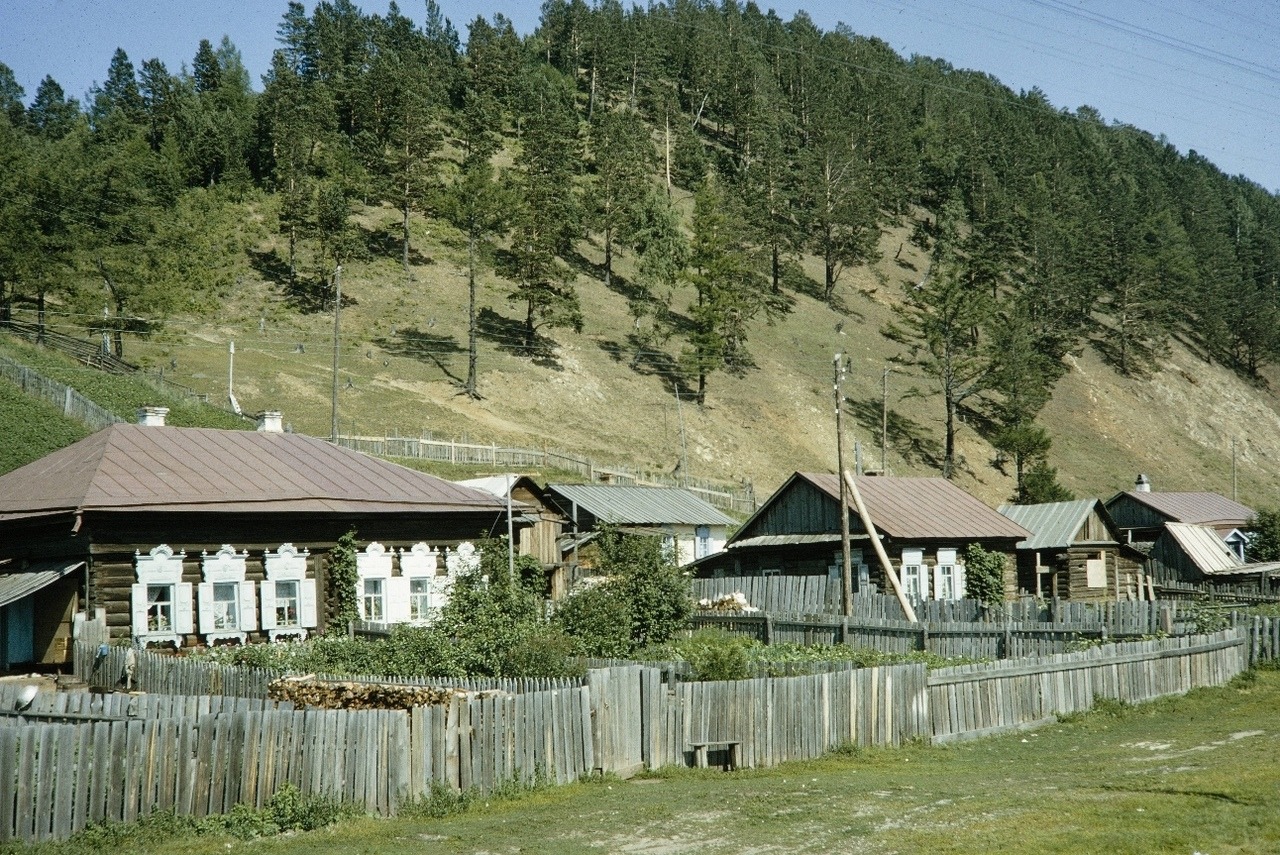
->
934, 548, 961, 601
695, 526, 712, 560
362, 578, 386, 621
900, 549, 925, 602
398, 542, 443, 624
198, 545, 255, 645
132, 545, 193, 648
262, 543, 316, 641
356, 541, 394, 623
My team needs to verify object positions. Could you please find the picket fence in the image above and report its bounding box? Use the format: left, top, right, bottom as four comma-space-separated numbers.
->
0, 353, 123, 432
691, 577, 1183, 633
75, 644, 584, 698
689, 610, 1172, 660
9, 626, 1271, 844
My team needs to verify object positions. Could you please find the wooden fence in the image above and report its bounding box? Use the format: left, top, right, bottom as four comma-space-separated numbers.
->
335, 433, 757, 515
928, 630, 1247, 743
0, 353, 123, 432
8, 628, 1265, 844
0, 681, 595, 844
75, 644, 584, 698
691, 577, 1186, 631
688, 610, 1176, 660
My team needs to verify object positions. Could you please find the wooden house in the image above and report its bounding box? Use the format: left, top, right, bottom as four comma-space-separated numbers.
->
997, 500, 1147, 602
544, 484, 735, 568
690, 473, 1030, 602
1147, 522, 1280, 590
456, 475, 573, 598
0, 409, 519, 671
1105, 478, 1254, 545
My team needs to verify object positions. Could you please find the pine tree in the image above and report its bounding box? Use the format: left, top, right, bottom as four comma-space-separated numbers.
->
586, 109, 653, 290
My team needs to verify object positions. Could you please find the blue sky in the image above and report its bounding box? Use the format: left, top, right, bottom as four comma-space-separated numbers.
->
4, 0, 1278, 191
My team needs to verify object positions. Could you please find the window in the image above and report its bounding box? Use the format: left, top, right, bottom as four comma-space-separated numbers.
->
935, 549, 960, 601
132, 545, 193, 647
198, 545, 255, 644
262, 544, 317, 641
147, 584, 174, 632
363, 578, 385, 621
274, 580, 300, 628
901, 549, 925, 601
1086, 554, 1107, 588
409, 578, 431, 621
695, 526, 712, 559
212, 582, 239, 629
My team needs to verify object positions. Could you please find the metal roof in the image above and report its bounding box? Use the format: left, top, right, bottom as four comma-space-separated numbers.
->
729, 533, 868, 549
1162, 523, 1245, 575
790, 473, 1030, 541
0, 424, 509, 519
997, 499, 1113, 551
546, 484, 736, 527
0, 560, 84, 608
1111, 491, 1254, 527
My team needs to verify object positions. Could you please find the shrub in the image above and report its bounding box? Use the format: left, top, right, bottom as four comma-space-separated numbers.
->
962, 543, 1007, 608
552, 580, 634, 658
326, 529, 359, 634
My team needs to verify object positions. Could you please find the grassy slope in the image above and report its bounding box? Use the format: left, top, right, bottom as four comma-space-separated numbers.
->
12, 190, 1280, 507
25, 668, 1280, 855
0, 382, 89, 474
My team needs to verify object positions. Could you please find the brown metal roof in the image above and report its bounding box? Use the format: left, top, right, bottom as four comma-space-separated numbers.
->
0, 424, 509, 518
796, 473, 1031, 541
1115, 491, 1254, 528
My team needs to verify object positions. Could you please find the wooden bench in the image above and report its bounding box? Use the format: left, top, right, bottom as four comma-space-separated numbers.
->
687, 740, 741, 770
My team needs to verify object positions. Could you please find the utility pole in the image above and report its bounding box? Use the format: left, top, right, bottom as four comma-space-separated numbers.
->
835, 353, 853, 617
674, 380, 689, 488
330, 265, 342, 443
1232, 437, 1238, 502
882, 367, 890, 474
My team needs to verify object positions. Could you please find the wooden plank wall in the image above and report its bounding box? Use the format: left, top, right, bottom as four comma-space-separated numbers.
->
0, 683, 595, 845
927, 630, 1248, 743
649, 664, 930, 769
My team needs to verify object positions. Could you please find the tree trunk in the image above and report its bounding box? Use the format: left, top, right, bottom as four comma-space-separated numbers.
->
466, 232, 479, 398
943, 391, 956, 480
402, 191, 411, 277
772, 242, 781, 293
603, 225, 613, 289
525, 298, 536, 354
36, 290, 45, 345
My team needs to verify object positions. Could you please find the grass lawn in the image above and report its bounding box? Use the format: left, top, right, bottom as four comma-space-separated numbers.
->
16, 668, 1280, 855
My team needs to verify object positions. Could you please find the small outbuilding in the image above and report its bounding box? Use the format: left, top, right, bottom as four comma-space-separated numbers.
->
544, 483, 735, 568
1147, 522, 1280, 590
1105, 476, 1254, 546
997, 499, 1148, 601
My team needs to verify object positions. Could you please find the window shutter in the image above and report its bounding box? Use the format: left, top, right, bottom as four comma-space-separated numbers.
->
197, 582, 215, 632
130, 584, 149, 637
260, 582, 277, 631
386, 577, 411, 624
175, 582, 195, 634
957, 563, 967, 599
932, 563, 944, 600
239, 581, 258, 631
300, 580, 318, 628
917, 564, 930, 599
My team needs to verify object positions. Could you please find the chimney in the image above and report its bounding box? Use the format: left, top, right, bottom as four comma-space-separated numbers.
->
136, 406, 169, 427
1134, 473, 1151, 493
256, 411, 284, 433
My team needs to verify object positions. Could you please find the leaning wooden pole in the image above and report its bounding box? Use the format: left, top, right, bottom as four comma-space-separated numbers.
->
844, 469, 918, 623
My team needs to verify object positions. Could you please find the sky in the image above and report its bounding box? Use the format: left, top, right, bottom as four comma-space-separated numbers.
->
3, 0, 1279, 191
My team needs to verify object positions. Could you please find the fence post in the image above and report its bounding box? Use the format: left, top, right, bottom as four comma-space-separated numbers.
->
1000, 626, 1011, 659
762, 614, 773, 645
840, 616, 849, 645
919, 624, 929, 652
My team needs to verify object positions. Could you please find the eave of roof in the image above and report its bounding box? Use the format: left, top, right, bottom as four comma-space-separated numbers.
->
546, 483, 736, 526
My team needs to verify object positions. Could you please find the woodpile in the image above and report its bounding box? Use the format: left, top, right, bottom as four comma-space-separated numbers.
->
267, 675, 501, 710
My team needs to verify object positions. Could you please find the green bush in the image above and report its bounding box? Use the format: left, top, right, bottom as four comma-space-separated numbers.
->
552, 581, 634, 657
962, 543, 1007, 608
680, 630, 752, 681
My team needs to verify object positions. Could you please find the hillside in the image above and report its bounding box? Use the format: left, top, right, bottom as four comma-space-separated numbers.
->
41, 195, 1272, 510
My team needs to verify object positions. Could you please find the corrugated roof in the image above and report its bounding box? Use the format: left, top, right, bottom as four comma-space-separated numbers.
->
0, 424, 508, 518
1163, 523, 1244, 575
546, 484, 736, 526
794, 473, 1030, 541
1115, 491, 1254, 527
729, 533, 866, 549
0, 560, 84, 608
997, 500, 1109, 550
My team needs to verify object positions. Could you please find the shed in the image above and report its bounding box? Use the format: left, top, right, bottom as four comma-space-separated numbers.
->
1148, 522, 1280, 589
544, 484, 735, 567
998, 499, 1147, 601
0, 413, 519, 669
1105, 487, 1254, 543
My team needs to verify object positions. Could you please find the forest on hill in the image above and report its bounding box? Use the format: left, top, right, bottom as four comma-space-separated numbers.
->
2, 0, 1279, 503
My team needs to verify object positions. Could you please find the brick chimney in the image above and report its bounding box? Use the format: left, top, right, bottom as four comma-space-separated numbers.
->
136, 406, 169, 427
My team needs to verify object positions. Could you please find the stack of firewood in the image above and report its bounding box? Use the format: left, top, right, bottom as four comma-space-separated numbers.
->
267, 676, 498, 710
